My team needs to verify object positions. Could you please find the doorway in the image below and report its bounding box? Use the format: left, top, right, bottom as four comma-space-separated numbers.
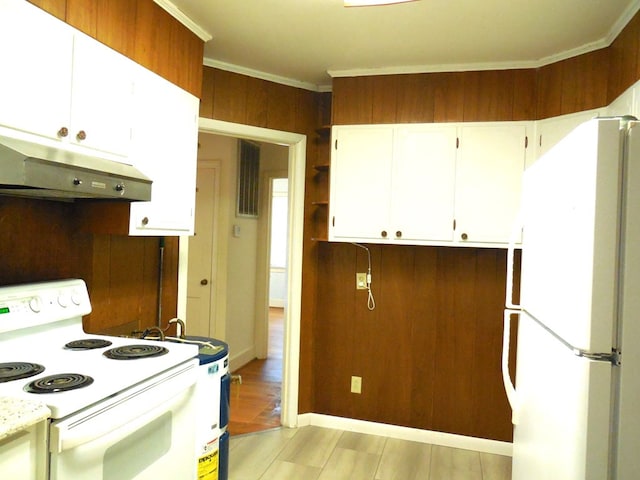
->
177, 118, 306, 429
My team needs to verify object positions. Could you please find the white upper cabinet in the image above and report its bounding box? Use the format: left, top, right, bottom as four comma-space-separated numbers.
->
329, 125, 393, 241
0, 0, 73, 141
454, 124, 528, 245
0, 1, 132, 159
128, 68, 199, 235
391, 125, 457, 242
329, 122, 530, 247
67, 34, 133, 157
533, 109, 602, 167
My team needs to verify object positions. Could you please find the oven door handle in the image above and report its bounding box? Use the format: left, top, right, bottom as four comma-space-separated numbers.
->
50, 362, 197, 453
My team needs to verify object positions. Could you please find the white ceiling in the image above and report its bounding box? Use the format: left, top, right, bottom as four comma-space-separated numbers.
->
159, 0, 640, 91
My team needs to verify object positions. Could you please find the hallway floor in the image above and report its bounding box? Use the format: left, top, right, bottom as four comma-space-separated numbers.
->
228, 307, 283, 435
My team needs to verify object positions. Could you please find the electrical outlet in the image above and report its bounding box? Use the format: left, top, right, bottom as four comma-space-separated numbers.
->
356, 273, 367, 290
351, 376, 362, 394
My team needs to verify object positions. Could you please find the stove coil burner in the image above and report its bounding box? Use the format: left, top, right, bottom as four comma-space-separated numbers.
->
65, 339, 113, 350
103, 344, 169, 360
24, 373, 94, 394
0, 362, 45, 383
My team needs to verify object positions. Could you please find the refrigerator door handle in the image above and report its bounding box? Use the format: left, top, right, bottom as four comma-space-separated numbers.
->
505, 211, 523, 310
502, 309, 520, 424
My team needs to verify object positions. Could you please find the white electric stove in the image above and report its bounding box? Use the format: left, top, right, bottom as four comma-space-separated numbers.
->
0, 279, 199, 480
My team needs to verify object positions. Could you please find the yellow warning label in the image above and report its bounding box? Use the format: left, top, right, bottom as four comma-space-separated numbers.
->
197, 450, 219, 480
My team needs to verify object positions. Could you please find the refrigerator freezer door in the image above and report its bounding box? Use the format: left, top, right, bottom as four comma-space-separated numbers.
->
513, 312, 612, 480
520, 118, 622, 353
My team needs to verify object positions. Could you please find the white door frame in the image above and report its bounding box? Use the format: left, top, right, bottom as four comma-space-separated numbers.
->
177, 118, 306, 428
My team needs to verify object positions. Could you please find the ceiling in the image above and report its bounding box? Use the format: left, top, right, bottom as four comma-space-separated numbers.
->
160, 0, 640, 91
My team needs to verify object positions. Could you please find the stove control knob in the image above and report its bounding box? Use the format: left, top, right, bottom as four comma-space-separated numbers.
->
70, 292, 82, 306
57, 294, 69, 308
28, 297, 41, 313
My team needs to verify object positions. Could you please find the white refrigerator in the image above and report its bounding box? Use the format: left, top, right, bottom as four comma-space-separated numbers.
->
502, 117, 640, 479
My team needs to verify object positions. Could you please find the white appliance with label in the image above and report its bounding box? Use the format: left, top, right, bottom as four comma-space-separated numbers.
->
502, 117, 640, 479
0, 279, 199, 480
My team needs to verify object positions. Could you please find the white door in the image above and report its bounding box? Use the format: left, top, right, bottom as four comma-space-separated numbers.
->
329, 126, 393, 241
187, 163, 219, 337
455, 124, 527, 244
512, 312, 612, 480
520, 119, 621, 352
391, 125, 457, 242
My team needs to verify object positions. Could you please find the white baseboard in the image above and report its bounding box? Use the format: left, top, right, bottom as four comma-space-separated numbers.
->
296, 413, 512, 457
229, 346, 256, 372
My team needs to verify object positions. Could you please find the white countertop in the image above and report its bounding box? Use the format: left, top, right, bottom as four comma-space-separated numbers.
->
0, 397, 50, 441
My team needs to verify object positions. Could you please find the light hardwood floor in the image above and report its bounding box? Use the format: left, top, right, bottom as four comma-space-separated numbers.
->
228, 308, 283, 435
229, 425, 512, 480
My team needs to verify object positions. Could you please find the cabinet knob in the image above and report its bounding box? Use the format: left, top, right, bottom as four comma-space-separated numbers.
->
396, 230, 402, 238
381, 230, 388, 238
461, 233, 468, 240
76, 130, 87, 141
72, 178, 82, 186
114, 183, 125, 193
57, 127, 69, 138
141, 217, 149, 226
200, 279, 208, 286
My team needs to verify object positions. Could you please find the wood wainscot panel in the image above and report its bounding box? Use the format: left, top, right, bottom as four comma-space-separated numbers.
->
314, 242, 359, 416
357, 245, 415, 426
211, 69, 249, 124
560, 49, 609, 115
607, 11, 640, 104
432, 72, 466, 123
0, 197, 86, 285
83, 235, 162, 335
430, 247, 479, 437
371, 75, 399, 124
463, 70, 515, 122
313, 243, 514, 442
266, 81, 298, 132
65, 0, 98, 36
245, 76, 269, 128
95, 0, 138, 60
332, 77, 374, 125
27, 0, 65, 20
511, 69, 538, 121
408, 247, 439, 429
200, 66, 216, 119
395, 74, 435, 124
536, 61, 563, 119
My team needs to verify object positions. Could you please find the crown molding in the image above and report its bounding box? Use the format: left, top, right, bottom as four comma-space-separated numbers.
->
203, 58, 332, 92
153, 0, 212, 41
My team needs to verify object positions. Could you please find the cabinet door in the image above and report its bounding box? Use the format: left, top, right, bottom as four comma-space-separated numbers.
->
69, 34, 133, 158
455, 124, 527, 244
129, 68, 199, 235
0, 0, 73, 140
534, 109, 601, 167
392, 125, 457, 242
329, 126, 393, 241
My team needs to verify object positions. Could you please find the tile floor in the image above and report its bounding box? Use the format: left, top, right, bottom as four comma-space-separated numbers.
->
229, 425, 512, 480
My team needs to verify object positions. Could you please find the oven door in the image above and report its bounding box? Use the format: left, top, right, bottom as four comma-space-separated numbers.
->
48, 360, 198, 480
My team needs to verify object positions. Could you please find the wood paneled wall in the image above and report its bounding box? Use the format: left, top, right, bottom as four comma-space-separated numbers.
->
314, 243, 517, 441
27, 0, 203, 97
